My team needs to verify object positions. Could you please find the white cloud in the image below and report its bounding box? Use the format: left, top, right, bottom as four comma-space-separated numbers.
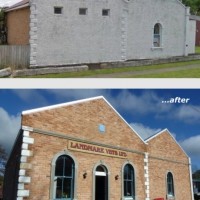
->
179, 135, 200, 156
130, 122, 162, 140
111, 90, 173, 115
0, 108, 20, 156
173, 105, 200, 123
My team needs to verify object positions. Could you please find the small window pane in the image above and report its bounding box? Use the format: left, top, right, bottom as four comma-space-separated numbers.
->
54, 7, 62, 14
63, 178, 73, 198
154, 24, 160, 34
64, 157, 73, 177
102, 9, 110, 16
55, 156, 64, 176
56, 177, 62, 198
79, 8, 87, 15
96, 165, 106, 172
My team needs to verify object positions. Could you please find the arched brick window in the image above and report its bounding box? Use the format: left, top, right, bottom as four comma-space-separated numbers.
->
50, 151, 77, 200
167, 172, 174, 197
123, 164, 135, 199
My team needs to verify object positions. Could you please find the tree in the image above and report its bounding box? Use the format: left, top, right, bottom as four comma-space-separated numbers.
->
193, 169, 200, 179
182, 0, 200, 15
0, 145, 7, 177
0, 8, 6, 44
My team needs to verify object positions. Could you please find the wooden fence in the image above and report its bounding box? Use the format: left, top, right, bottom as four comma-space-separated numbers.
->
0, 45, 30, 68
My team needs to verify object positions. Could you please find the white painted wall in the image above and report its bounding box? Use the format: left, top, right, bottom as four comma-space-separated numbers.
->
29, 0, 195, 67
187, 20, 196, 54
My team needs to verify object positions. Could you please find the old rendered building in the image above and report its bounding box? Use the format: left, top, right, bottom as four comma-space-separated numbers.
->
3, 96, 193, 200
4, 0, 196, 67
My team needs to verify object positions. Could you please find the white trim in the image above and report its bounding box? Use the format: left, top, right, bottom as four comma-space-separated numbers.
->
22, 96, 104, 115
22, 96, 146, 144
145, 128, 189, 157
189, 157, 194, 200
22, 126, 33, 132
5, 3, 29, 12
95, 171, 106, 176
18, 176, 31, 183
17, 189, 30, 197
144, 153, 150, 200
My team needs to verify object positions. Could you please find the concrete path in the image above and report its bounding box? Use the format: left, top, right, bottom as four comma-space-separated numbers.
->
85, 63, 200, 78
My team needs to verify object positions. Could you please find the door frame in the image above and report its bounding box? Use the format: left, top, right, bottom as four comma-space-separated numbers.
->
93, 161, 110, 200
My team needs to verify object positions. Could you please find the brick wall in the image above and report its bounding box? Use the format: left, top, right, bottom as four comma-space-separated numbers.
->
21, 98, 147, 200
6, 7, 30, 45
22, 99, 146, 152
25, 133, 146, 200
147, 131, 192, 200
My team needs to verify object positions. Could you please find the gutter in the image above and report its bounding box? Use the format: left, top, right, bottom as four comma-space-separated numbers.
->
4, 3, 29, 12
184, 7, 190, 56
189, 157, 194, 200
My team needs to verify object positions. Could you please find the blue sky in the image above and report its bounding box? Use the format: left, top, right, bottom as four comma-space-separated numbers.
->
0, 89, 200, 171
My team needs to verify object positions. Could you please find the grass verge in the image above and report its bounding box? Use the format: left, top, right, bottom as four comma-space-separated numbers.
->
20, 60, 200, 78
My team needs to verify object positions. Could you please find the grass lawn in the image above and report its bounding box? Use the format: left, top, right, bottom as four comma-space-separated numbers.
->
195, 46, 200, 54
23, 60, 200, 78
129, 68, 200, 78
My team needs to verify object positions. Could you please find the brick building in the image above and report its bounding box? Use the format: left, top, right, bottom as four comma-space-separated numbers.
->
4, 0, 30, 45
3, 96, 194, 200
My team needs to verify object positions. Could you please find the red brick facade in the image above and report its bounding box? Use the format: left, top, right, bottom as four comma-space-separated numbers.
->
3, 97, 193, 200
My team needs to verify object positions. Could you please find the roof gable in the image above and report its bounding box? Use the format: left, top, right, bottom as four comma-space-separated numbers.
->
145, 128, 188, 157
22, 96, 146, 145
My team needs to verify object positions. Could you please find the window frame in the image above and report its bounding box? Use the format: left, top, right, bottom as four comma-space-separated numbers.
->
79, 8, 88, 15
50, 151, 78, 200
153, 23, 163, 48
102, 9, 110, 16
122, 162, 135, 200
92, 161, 110, 200
54, 7, 63, 15
166, 171, 175, 198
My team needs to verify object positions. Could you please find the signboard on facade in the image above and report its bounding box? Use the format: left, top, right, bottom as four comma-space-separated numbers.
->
68, 140, 127, 158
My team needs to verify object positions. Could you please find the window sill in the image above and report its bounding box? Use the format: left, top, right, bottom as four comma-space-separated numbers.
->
167, 195, 175, 200
151, 46, 163, 51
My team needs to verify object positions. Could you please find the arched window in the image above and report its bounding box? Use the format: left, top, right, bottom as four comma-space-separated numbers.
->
167, 172, 174, 197
153, 23, 162, 47
54, 155, 75, 199
123, 164, 135, 199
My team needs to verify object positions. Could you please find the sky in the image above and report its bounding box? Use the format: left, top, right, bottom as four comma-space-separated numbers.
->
0, 89, 200, 172
0, 0, 21, 7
